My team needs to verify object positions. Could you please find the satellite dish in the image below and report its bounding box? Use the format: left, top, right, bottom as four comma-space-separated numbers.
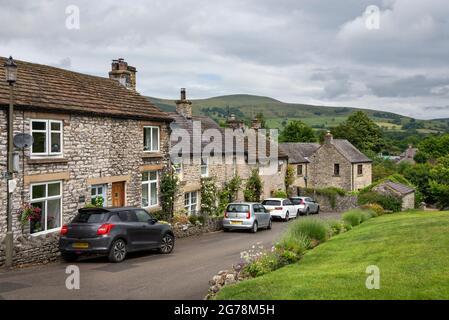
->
13, 133, 34, 149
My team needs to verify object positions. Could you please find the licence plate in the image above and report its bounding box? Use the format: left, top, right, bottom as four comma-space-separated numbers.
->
230, 221, 242, 225
72, 242, 89, 249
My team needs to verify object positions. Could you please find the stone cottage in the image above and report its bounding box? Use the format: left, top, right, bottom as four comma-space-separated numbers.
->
281, 132, 372, 193
373, 181, 415, 210
0, 57, 172, 266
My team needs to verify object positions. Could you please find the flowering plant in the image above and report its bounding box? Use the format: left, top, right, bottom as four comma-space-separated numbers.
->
19, 203, 42, 226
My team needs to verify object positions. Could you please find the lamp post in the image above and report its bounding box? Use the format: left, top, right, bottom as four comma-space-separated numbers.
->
4, 56, 17, 268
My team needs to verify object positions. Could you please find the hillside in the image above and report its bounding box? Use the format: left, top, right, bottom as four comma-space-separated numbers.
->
146, 94, 449, 133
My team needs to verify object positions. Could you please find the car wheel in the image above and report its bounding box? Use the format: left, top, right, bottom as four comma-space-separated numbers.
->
159, 233, 175, 254
306, 208, 310, 216
284, 211, 289, 222
108, 239, 127, 263
223, 227, 230, 232
251, 221, 258, 233
316, 206, 320, 214
297, 209, 301, 218
61, 252, 78, 263
267, 219, 272, 230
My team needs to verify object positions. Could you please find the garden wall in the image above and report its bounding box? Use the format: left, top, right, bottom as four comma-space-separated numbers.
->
298, 189, 358, 212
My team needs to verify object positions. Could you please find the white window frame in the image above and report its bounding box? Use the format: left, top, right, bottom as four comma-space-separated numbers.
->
184, 191, 198, 215
30, 181, 63, 236
201, 158, 209, 177
30, 120, 63, 157
91, 184, 107, 207
143, 126, 160, 152
142, 171, 159, 208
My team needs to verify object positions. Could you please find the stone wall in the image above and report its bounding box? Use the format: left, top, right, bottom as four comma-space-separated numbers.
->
173, 216, 223, 238
298, 189, 358, 212
0, 109, 170, 266
402, 193, 415, 210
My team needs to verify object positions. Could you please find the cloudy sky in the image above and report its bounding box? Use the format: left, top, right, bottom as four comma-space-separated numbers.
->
1, 0, 449, 119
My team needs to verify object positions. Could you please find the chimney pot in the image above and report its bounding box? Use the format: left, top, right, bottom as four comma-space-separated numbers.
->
324, 131, 333, 144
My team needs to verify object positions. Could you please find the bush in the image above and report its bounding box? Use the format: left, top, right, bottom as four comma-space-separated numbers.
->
172, 212, 190, 225
276, 232, 311, 256
327, 219, 344, 235
360, 203, 385, 216
358, 191, 402, 212
342, 209, 363, 226
299, 187, 346, 209
272, 190, 288, 198
360, 210, 374, 222
244, 252, 284, 277
288, 218, 330, 243
152, 210, 172, 221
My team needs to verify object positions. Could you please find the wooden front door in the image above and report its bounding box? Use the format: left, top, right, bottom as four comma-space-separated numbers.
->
112, 182, 125, 207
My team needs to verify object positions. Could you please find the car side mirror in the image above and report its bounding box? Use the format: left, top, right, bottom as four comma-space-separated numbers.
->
148, 218, 158, 225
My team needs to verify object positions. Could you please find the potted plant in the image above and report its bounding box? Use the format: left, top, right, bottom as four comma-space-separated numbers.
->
19, 203, 42, 234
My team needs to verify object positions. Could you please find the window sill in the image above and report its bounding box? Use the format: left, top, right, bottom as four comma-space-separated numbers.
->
28, 158, 68, 165
142, 152, 163, 159
30, 227, 61, 237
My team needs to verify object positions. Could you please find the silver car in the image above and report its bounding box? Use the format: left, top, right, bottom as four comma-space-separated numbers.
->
223, 202, 272, 233
290, 196, 320, 215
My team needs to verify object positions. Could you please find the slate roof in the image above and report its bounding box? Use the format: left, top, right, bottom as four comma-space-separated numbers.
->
169, 112, 287, 159
383, 181, 415, 195
279, 143, 320, 163
0, 56, 171, 121
332, 139, 372, 163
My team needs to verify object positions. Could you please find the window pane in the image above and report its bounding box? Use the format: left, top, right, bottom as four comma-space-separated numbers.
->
152, 128, 159, 151
184, 193, 189, 206
50, 133, 61, 153
142, 184, 149, 207
32, 121, 46, 130
144, 127, 151, 151
91, 188, 96, 196
47, 199, 61, 230
32, 185, 46, 199
136, 210, 151, 223
32, 132, 46, 153
149, 171, 157, 181
51, 122, 61, 131
142, 172, 149, 181
150, 182, 157, 205
47, 183, 61, 197
30, 202, 45, 234
191, 192, 197, 203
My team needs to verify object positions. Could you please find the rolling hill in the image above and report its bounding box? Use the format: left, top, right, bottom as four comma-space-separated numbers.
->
146, 94, 449, 133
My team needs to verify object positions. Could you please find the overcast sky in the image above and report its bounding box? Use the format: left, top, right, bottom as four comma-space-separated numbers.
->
1, 0, 449, 119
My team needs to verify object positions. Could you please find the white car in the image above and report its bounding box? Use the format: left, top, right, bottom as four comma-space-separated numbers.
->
261, 198, 297, 221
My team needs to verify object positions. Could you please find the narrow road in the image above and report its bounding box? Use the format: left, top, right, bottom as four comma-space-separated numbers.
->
0, 212, 340, 300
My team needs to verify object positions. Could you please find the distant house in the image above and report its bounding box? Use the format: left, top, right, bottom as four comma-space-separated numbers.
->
397, 145, 418, 164
280, 132, 372, 193
373, 181, 415, 210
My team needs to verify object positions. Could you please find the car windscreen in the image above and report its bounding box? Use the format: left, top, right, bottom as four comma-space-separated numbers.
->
290, 199, 303, 205
72, 211, 109, 223
226, 204, 250, 212
262, 200, 281, 206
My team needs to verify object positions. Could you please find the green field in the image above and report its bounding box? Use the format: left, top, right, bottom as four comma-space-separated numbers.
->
147, 94, 449, 132
215, 211, 449, 300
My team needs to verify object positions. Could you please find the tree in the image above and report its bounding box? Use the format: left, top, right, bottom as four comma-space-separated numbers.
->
244, 169, 263, 202
332, 111, 384, 153
160, 170, 179, 217
429, 155, 449, 209
416, 134, 449, 162
279, 120, 316, 142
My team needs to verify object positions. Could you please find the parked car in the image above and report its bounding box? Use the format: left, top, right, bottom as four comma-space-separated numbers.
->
290, 196, 320, 215
59, 207, 175, 263
223, 202, 272, 233
261, 198, 297, 221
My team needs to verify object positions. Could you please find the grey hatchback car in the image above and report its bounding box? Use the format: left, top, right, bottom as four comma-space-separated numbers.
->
222, 202, 272, 233
59, 207, 175, 263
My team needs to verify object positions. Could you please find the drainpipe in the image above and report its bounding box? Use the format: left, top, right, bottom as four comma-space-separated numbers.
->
5, 82, 14, 268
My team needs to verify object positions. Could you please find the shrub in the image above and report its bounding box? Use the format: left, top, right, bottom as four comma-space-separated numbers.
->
244, 169, 263, 202
343, 222, 353, 231
272, 190, 288, 198
172, 211, 190, 225
244, 252, 283, 277
358, 191, 402, 212
327, 219, 344, 235
276, 232, 311, 256
360, 210, 374, 222
342, 209, 363, 226
288, 218, 330, 243
152, 210, 172, 221
360, 203, 385, 216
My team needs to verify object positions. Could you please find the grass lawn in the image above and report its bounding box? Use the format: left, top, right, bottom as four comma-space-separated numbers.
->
215, 211, 449, 300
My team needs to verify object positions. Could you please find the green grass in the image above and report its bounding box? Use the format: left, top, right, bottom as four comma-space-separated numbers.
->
215, 211, 449, 300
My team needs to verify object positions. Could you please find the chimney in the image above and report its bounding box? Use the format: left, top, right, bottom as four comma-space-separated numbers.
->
109, 58, 137, 91
175, 88, 192, 119
324, 130, 333, 144
251, 117, 262, 130
226, 113, 244, 130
